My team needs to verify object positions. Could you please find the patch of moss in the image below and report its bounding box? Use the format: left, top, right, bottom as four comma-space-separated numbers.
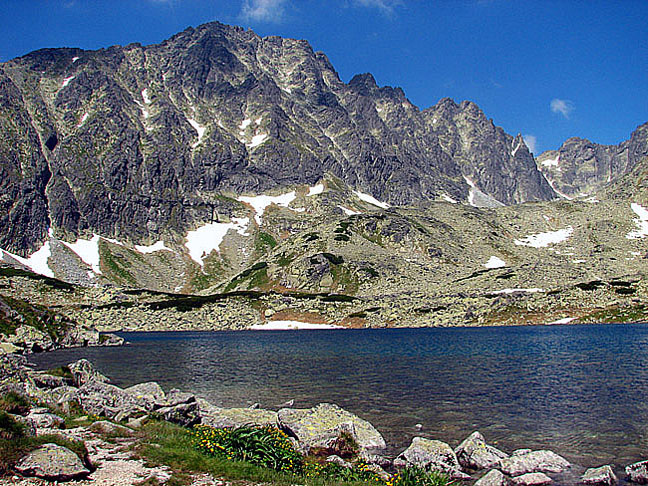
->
255, 232, 278, 254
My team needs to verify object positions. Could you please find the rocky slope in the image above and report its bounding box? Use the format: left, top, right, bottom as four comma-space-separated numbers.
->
0, 21, 556, 257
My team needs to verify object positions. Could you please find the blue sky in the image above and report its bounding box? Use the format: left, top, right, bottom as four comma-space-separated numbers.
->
1, 0, 646, 153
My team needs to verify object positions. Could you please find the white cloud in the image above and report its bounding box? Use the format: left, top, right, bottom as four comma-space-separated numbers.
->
240, 0, 287, 23
523, 134, 537, 154
353, 0, 403, 14
550, 98, 574, 119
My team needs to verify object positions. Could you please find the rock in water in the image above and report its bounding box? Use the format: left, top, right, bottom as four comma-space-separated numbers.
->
277, 403, 386, 454
455, 430, 508, 470
626, 460, 648, 484
475, 469, 508, 486
498, 450, 570, 476
509, 472, 553, 486
582, 465, 617, 485
15, 443, 90, 481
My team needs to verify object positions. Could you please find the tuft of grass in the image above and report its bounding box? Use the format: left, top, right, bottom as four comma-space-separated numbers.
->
390, 467, 453, 486
0, 392, 31, 415
45, 365, 73, 380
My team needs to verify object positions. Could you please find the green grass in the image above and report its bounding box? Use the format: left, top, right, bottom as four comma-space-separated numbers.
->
45, 365, 73, 381
0, 392, 31, 415
0, 295, 70, 341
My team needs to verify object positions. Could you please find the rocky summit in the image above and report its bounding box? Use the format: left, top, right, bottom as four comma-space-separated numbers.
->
0, 21, 647, 340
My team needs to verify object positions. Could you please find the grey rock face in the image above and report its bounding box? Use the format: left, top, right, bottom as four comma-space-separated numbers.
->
498, 450, 570, 476
125, 381, 166, 404
582, 465, 617, 485
14, 443, 91, 481
68, 358, 109, 387
455, 430, 508, 470
75, 381, 148, 419
277, 402, 386, 454
156, 401, 201, 427
0, 21, 558, 255
626, 460, 648, 484
89, 420, 134, 436
25, 409, 65, 429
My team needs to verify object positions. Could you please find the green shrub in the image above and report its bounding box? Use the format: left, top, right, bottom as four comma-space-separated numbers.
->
391, 467, 452, 486
0, 410, 26, 440
193, 425, 302, 474
0, 392, 31, 415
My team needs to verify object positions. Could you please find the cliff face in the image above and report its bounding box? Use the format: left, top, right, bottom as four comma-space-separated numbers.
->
0, 21, 556, 255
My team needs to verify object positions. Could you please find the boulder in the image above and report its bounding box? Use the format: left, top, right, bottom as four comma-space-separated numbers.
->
498, 450, 569, 476
164, 389, 195, 407
75, 381, 147, 419
68, 359, 109, 387
14, 443, 90, 481
455, 431, 508, 470
125, 381, 166, 405
29, 371, 71, 389
25, 410, 65, 429
277, 403, 386, 454
89, 420, 134, 436
509, 472, 553, 486
394, 437, 469, 479
198, 398, 278, 429
626, 460, 648, 484
326, 454, 352, 468
475, 469, 508, 486
582, 465, 617, 485
7, 326, 54, 353
99, 333, 125, 346
157, 401, 201, 427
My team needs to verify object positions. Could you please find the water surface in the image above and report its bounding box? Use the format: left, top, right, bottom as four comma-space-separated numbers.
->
31, 324, 648, 472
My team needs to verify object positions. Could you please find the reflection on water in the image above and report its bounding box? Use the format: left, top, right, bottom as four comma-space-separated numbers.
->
31, 324, 648, 469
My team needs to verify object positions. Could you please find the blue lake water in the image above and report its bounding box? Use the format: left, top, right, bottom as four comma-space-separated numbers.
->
31, 324, 648, 473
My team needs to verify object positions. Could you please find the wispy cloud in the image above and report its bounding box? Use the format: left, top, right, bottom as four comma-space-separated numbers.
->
353, 0, 403, 15
523, 134, 538, 154
550, 98, 574, 119
240, 0, 287, 23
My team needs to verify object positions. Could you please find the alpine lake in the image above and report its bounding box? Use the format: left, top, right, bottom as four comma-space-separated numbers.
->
30, 323, 648, 479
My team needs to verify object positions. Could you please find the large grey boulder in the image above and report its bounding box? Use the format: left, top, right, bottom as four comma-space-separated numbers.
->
14, 443, 90, 481
455, 431, 508, 470
89, 420, 134, 436
25, 409, 65, 429
582, 465, 617, 485
29, 371, 71, 389
75, 381, 148, 419
198, 398, 278, 429
157, 401, 201, 427
394, 437, 469, 479
498, 450, 570, 476
277, 403, 386, 454
475, 469, 508, 486
125, 381, 166, 405
68, 359, 109, 387
626, 460, 648, 484
509, 472, 553, 486
7, 326, 54, 353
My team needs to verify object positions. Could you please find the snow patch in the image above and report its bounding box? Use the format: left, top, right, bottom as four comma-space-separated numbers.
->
62, 235, 102, 274
514, 227, 573, 248
0, 242, 54, 278
353, 190, 389, 209
187, 117, 206, 148
339, 206, 362, 216
511, 139, 522, 157
239, 193, 296, 225
248, 133, 268, 148
62, 75, 75, 88
572, 259, 586, 264
185, 218, 249, 266
77, 113, 89, 128
584, 196, 599, 203
141, 88, 151, 104
239, 119, 252, 132
135, 241, 171, 254
441, 194, 458, 204
72, 56, 79, 63
307, 183, 324, 196
255, 116, 263, 125
541, 155, 560, 168
250, 320, 345, 330
484, 256, 506, 269
548, 317, 576, 325
491, 288, 544, 294
627, 203, 648, 239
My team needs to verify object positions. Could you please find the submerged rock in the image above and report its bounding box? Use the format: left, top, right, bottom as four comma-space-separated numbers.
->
498, 450, 570, 476
582, 465, 617, 485
626, 460, 648, 484
509, 472, 553, 486
455, 431, 508, 470
475, 469, 508, 486
14, 443, 90, 481
277, 403, 386, 454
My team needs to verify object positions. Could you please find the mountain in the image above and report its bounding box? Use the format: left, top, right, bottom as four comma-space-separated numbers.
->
536, 122, 648, 199
0, 21, 555, 257
1, 21, 647, 337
